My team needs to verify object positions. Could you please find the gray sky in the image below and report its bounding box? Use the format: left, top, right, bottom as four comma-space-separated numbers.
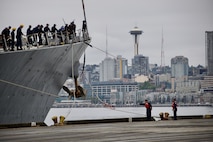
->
1, 0, 213, 66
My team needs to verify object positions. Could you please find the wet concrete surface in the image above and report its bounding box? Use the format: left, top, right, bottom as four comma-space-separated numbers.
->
0, 119, 213, 142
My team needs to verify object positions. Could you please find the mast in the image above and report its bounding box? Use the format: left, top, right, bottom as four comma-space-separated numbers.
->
82, 0, 87, 21
82, 0, 88, 32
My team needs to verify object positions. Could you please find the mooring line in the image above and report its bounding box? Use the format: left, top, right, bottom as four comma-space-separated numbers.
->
81, 75, 147, 117
0, 79, 58, 97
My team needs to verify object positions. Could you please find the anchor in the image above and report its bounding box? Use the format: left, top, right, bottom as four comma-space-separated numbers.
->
62, 76, 86, 98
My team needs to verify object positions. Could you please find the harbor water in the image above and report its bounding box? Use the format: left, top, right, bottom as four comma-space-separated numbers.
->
44, 106, 213, 126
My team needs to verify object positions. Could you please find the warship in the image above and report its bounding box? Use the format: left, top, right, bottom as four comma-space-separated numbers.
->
0, 0, 90, 126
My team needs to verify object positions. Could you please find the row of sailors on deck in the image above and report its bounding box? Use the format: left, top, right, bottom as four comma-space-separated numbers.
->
1, 21, 88, 51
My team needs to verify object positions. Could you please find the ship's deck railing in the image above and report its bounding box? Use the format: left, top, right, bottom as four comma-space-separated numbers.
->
0, 29, 90, 52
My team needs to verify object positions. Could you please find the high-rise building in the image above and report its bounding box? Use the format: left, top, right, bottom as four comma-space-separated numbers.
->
171, 56, 189, 82
205, 31, 213, 76
171, 56, 189, 92
115, 55, 128, 79
200, 31, 213, 92
99, 55, 128, 81
99, 57, 116, 81
132, 55, 149, 76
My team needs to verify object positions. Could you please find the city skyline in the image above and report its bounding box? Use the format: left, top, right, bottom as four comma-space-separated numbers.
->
1, 0, 213, 66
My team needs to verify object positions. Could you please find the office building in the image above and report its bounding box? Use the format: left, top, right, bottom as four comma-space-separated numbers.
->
171, 56, 189, 92
132, 55, 149, 76
171, 56, 189, 82
99, 57, 116, 81
205, 31, 213, 76
115, 55, 128, 79
91, 81, 138, 104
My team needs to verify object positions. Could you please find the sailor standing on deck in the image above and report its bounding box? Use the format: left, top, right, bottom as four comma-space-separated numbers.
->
1, 26, 11, 51
27, 25, 33, 45
10, 28, 16, 51
82, 20, 87, 39
32, 25, 40, 45
16, 24, 24, 50
69, 21, 76, 39
38, 25, 44, 45
44, 24, 50, 45
64, 24, 69, 43
51, 24, 58, 40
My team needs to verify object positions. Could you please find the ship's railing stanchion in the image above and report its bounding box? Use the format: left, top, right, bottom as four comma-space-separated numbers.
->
77, 29, 81, 42
66, 31, 70, 44
60, 31, 65, 44
44, 32, 50, 46
26, 35, 31, 49
36, 33, 39, 48
53, 32, 57, 45
32, 33, 38, 48
2, 35, 8, 51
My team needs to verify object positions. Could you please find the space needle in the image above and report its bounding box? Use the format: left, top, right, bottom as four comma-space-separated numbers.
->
129, 26, 143, 56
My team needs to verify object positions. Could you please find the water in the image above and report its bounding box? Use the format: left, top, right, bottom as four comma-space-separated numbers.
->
44, 106, 213, 126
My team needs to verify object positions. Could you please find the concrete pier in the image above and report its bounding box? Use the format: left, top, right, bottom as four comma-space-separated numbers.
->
0, 119, 213, 142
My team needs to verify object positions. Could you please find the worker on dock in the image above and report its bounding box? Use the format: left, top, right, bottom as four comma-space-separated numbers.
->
140, 100, 152, 121
172, 98, 177, 120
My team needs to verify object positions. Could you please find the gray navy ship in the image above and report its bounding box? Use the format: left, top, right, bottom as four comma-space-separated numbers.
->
0, 1, 91, 126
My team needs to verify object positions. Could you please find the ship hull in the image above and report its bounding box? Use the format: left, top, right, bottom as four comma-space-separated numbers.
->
0, 40, 90, 125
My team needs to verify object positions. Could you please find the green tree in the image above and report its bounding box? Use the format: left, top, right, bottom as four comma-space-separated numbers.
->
139, 81, 156, 90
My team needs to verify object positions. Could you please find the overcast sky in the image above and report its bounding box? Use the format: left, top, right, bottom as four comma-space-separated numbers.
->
1, 0, 213, 66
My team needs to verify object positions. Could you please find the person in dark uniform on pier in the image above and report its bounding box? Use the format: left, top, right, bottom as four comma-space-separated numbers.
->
141, 100, 152, 121
10, 28, 16, 51
172, 98, 177, 120
16, 24, 24, 50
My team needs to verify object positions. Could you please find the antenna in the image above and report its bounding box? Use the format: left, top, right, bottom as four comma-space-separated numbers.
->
106, 26, 108, 58
161, 27, 165, 69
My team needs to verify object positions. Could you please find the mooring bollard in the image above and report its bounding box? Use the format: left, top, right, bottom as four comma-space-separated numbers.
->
203, 114, 212, 119
59, 116, 65, 125
164, 112, 169, 120
31, 122, 36, 127
159, 112, 164, 120
52, 116, 58, 125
